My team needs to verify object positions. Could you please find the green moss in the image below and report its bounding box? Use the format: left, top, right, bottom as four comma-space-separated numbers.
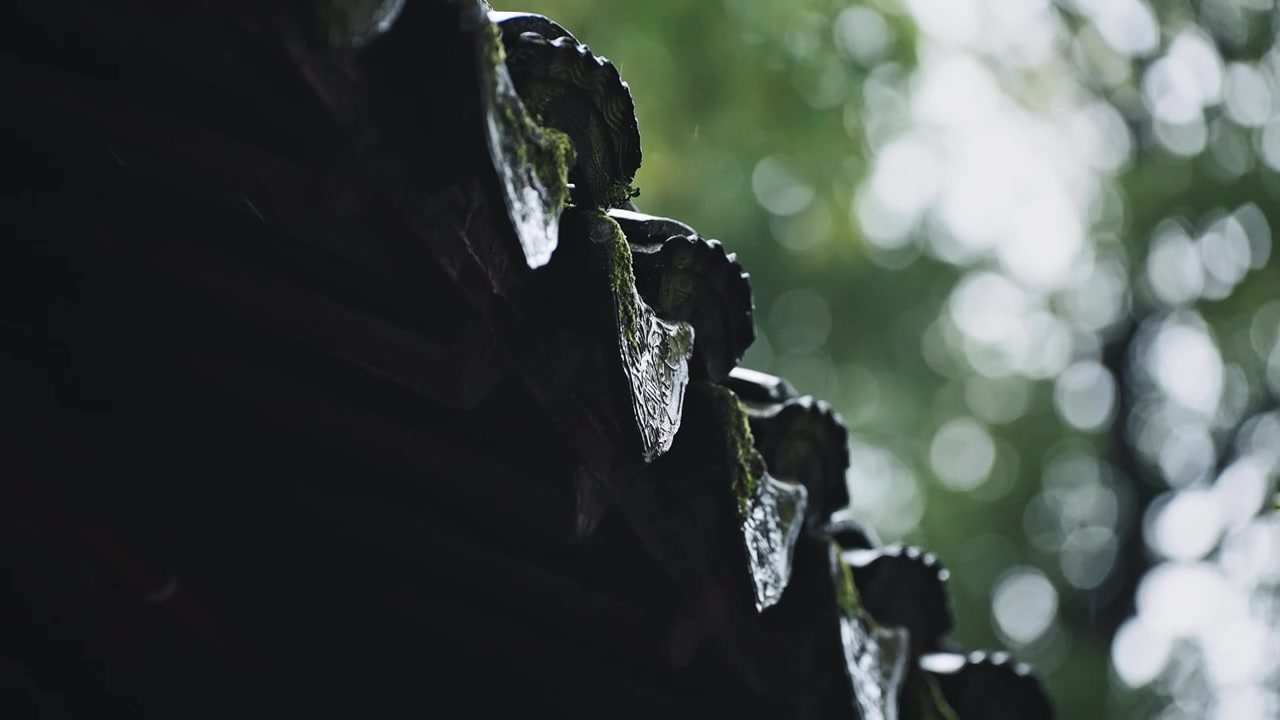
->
597, 213, 643, 354
607, 180, 640, 209
832, 542, 958, 720
835, 546, 860, 616
488, 17, 640, 210
695, 384, 759, 518
483, 15, 504, 64
729, 404, 758, 518
915, 673, 960, 720
483, 19, 575, 216
535, 127, 575, 210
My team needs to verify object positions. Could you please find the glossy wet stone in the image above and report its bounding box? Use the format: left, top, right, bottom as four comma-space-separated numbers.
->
727, 367, 799, 405
737, 391, 851, 528
607, 208, 697, 242
825, 512, 881, 551
488, 10, 578, 44
493, 13, 641, 208
475, 13, 573, 268
610, 209, 756, 382
585, 212, 693, 463
920, 651, 1054, 720
845, 545, 955, 655
741, 472, 808, 611
842, 615, 911, 720
831, 547, 911, 720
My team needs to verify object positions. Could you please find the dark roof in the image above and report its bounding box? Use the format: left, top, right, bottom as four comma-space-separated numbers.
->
4, 2, 1051, 718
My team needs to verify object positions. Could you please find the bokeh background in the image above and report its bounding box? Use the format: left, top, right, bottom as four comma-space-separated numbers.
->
517, 1, 1280, 717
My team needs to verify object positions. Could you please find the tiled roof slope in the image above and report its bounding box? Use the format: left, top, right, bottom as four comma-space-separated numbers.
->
3, 2, 1052, 717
